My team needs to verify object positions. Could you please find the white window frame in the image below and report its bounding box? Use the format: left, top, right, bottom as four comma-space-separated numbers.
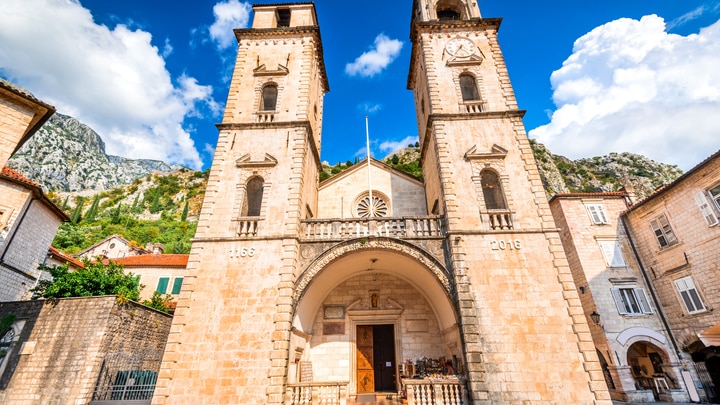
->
586, 204, 609, 225
694, 191, 719, 226
649, 214, 678, 249
611, 287, 653, 315
674, 276, 706, 314
599, 240, 626, 268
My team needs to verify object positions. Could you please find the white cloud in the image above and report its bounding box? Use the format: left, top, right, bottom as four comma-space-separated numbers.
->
379, 136, 418, 153
529, 15, 720, 170
346, 34, 403, 78
668, 1, 720, 29
358, 102, 383, 114
0, 0, 216, 170
209, 0, 252, 50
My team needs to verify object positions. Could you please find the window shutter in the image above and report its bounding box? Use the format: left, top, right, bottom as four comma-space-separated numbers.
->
600, 241, 626, 267
674, 277, 706, 314
587, 205, 608, 224
635, 288, 653, 314
611, 288, 629, 315
156, 277, 170, 294
599, 242, 615, 267
695, 192, 719, 226
171, 277, 184, 295
650, 218, 668, 247
658, 214, 677, 245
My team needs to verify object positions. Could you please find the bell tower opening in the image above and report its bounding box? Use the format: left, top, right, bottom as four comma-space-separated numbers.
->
435, 0, 464, 20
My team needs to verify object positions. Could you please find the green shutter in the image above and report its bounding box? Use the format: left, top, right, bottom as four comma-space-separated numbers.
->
171, 277, 184, 295
156, 277, 170, 294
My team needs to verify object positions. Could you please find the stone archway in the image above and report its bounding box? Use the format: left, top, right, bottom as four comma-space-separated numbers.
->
289, 238, 462, 396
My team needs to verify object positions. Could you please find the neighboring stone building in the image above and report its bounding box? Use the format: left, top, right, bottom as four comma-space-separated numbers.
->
623, 149, 720, 401
153, 1, 610, 404
110, 253, 189, 302
0, 296, 172, 405
0, 79, 54, 169
76, 234, 151, 260
0, 166, 69, 301
550, 192, 696, 403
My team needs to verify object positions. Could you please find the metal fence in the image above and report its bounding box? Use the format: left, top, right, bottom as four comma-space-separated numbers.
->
90, 350, 162, 405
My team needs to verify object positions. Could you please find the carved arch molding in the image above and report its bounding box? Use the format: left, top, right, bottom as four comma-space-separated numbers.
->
293, 237, 452, 304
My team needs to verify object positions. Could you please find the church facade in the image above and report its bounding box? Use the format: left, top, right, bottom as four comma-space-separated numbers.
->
153, 1, 611, 404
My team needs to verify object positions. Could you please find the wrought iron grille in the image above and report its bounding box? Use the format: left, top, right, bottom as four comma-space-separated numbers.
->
90, 350, 162, 404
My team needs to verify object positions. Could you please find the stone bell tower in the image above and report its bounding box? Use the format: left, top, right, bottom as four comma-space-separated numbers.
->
407, 0, 612, 403
153, 3, 328, 404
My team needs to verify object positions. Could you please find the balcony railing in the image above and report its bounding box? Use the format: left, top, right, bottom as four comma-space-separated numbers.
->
300, 216, 445, 241
237, 217, 262, 237
287, 381, 348, 405
256, 112, 275, 123
462, 101, 487, 114
404, 378, 468, 405
485, 210, 513, 230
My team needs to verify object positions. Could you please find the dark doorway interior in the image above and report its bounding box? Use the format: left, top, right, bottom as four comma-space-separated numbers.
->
707, 356, 720, 403
373, 324, 396, 392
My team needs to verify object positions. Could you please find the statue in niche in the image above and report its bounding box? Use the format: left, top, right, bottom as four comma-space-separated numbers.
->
371, 293, 379, 308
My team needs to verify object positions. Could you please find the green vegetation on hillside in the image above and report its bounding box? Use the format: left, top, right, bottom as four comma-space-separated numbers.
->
50, 169, 208, 254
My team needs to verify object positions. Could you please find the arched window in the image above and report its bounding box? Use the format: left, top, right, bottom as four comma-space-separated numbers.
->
436, 0, 463, 20
481, 170, 506, 210
459, 74, 480, 102
261, 84, 278, 111
242, 177, 264, 217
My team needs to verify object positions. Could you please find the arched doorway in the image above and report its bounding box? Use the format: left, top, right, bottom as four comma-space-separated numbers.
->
627, 342, 678, 399
290, 239, 461, 397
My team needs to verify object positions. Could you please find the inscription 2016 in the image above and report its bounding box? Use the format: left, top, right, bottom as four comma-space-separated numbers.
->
490, 240, 521, 250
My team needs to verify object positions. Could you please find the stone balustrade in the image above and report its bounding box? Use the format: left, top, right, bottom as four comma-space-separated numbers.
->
485, 209, 513, 230
287, 381, 348, 405
404, 378, 468, 405
300, 216, 445, 241
463, 100, 487, 113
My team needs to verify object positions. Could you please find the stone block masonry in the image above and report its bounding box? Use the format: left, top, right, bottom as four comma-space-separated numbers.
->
0, 296, 172, 405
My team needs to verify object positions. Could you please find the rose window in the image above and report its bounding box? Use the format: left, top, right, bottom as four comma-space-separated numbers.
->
357, 196, 388, 218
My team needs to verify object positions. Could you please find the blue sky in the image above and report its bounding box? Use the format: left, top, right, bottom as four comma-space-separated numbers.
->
1, 0, 719, 171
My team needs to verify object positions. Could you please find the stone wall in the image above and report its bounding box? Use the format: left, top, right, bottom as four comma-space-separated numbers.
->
624, 155, 720, 350
0, 296, 171, 405
0, 91, 35, 168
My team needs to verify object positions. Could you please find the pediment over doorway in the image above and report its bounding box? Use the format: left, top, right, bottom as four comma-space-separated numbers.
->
236, 153, 278, 168
346, 297, 404, 322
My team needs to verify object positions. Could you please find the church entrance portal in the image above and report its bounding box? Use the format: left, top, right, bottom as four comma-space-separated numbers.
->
357, 325, 396, 393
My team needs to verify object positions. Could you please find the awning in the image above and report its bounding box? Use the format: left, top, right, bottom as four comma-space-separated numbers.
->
699, 322, 720, 347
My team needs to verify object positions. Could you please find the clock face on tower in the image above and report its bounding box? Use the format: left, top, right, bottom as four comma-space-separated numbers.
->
445, 37, 476, 57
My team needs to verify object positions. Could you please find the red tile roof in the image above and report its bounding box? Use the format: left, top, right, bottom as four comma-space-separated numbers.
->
109, 254, 189, 267
1, 166, 41, 187
1, 166, 70, 221
48, 246, 85, 268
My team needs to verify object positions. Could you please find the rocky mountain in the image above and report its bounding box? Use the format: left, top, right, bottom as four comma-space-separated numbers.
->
530, 140, 683, 200
7, 113, 183, 192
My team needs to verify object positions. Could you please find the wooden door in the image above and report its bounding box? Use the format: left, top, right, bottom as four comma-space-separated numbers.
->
357, 325, 374, 393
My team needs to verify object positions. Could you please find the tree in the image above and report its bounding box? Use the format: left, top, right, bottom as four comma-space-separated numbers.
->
31, 260, 141, 302
142, 291, 174, 313
84, 195, 100, 223
180, 200, 189, 222
110, 203, 122, 225
70, 197, 85, 224
391, 154, 399, 165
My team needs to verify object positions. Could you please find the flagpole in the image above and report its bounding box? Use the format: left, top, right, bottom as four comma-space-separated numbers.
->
365, 116, 373, 217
